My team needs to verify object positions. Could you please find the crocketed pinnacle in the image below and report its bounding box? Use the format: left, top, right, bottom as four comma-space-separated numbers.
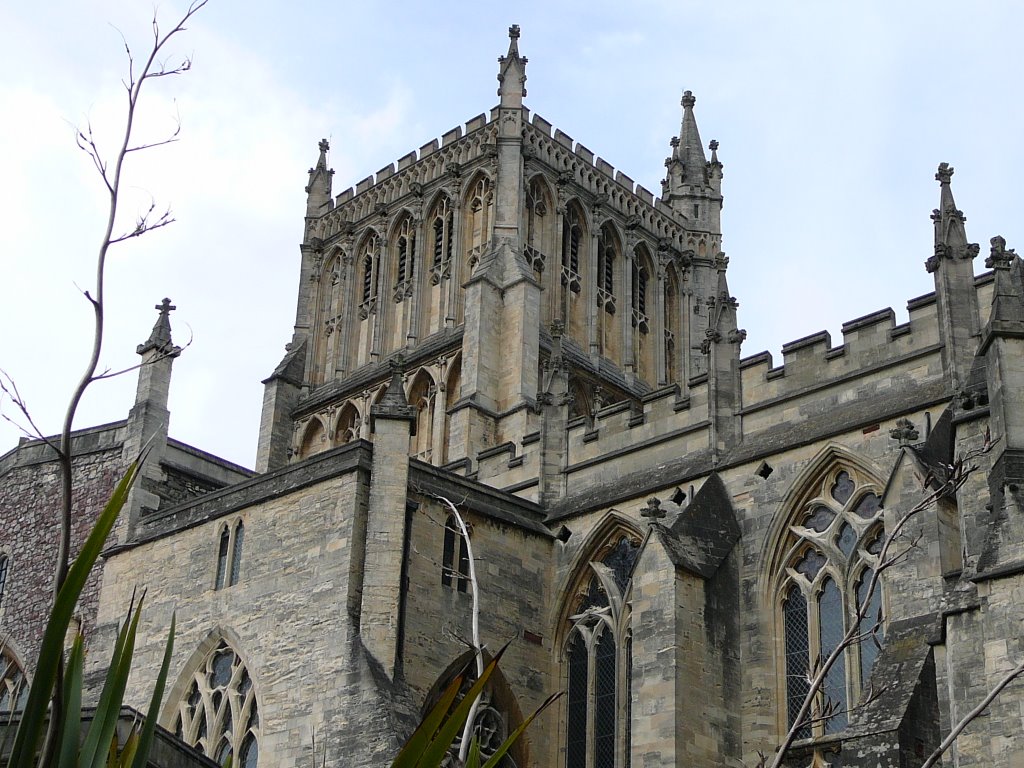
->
137, 298, 176, 355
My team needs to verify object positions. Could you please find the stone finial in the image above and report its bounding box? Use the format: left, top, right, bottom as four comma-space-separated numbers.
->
670, 136, 680, 148
681, 90, 696, 109
509, 23, 520, 40
935, 162, 954, 185
889, 417, 920, 445
986, 235, 1016, 270
640, 497, 666, 523
137, 298, 177, 355
497, 23, 527, 103
318, 138, 329, 154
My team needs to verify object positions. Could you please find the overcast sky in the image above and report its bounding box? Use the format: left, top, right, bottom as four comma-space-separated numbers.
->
1, 1, 1022, 469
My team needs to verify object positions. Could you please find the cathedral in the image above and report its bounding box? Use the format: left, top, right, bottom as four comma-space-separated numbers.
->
4, 25, 1024, 768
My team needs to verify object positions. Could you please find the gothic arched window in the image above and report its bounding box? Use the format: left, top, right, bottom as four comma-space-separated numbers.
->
174, 640, 260, 767
429, 196, 454, 283
779, 467, 885, 738
561, 204, 584, 294
393, 216, 416, 301
463, 176, 493, 273
358, 233, 380, 317
564, 532, 640, 768
214, 521, 245, 590
631, 259, 649, 335
0, 649, 27, 714
596, 224, 618, 314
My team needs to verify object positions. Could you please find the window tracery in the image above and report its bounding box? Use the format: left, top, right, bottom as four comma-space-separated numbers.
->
779, 468, 885, 740
464, 176, 493, 272
174, 640, 259, 767
596, 224, 617, 314
563, 532, 640, 768
0, 649, 27, 715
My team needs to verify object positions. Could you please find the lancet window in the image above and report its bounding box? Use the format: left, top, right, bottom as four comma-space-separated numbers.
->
215, 520, 245, 590
561, 205, 584, 294
393, 216, 416, 301
631, 259, 649, 334
779, 467, 885, 739
464, 176, 493, 272
358, 233, 380, 317
173, 640, 260, 767
525, 177, 552, 277
429, 197, 454, 283
564, 532, 640, 768
596, 224, 618, 314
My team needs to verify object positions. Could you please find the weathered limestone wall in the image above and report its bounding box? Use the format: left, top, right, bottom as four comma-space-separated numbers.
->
92, 469, 403, 768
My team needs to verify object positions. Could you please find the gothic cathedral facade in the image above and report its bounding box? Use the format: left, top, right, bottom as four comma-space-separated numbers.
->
4, 26, 1024, 768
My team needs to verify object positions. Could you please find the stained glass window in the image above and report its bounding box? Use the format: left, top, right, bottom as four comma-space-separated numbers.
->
564, 531, 639, 768
781, 467, 885, 740
174, 640, 259, 765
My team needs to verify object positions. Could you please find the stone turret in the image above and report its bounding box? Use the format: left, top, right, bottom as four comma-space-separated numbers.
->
927, 163, 981, 396
662, 91, 723, 234
120, 298, 182, 538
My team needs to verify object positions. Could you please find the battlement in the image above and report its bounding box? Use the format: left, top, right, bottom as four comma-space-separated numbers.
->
308, 106, 706, 255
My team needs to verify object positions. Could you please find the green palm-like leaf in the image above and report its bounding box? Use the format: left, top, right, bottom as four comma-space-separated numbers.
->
6, 459, 140, 768
129, 611, 175, 768
81, 595, 145, 768
412, 643, 509, 768
479, 690, 563, 768
56, 634, 85, 768
390, 667, 467, 768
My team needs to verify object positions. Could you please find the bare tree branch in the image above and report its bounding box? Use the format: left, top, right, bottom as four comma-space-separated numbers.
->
766, 436, 994, 768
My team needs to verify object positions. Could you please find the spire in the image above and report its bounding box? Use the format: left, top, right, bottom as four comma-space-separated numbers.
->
497, 24, 528, 108
305, 138, 334, 217
927, 163, 978, 271
137, 298, 176, 355
662, 90, 722, 229
926, 162, 981, 394
676, 90, 708, 183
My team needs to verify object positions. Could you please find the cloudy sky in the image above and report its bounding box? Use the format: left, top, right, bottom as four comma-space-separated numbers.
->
1, 1, 1022, 469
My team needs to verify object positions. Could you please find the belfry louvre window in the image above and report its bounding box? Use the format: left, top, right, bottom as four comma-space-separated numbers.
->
174, 640, 260, 767
215, 521, 245, 590
780, 468, 885, 738
564, 533, 639, 768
